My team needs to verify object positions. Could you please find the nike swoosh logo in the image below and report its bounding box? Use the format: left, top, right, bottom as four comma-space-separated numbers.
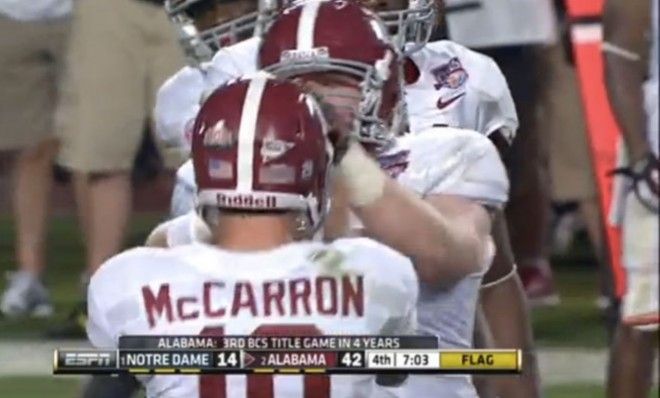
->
436, 92, 466, 110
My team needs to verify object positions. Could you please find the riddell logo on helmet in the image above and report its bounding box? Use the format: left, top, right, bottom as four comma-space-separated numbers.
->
281, 47, 329, 63
216, 193, 278, 208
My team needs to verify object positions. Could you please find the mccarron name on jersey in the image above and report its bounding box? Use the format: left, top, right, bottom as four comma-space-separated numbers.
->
142, 274, 365, 328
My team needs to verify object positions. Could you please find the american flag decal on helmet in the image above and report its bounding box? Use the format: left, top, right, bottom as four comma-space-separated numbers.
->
208, 158, 233, 180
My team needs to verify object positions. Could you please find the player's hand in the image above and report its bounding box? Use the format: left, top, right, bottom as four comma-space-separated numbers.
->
320, 101, 353, 165
636, 153, 660, 210
611, 152, 659, 212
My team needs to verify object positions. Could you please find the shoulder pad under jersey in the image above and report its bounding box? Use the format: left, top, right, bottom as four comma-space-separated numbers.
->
405, 40, 518, 142
387, 127, 509, 207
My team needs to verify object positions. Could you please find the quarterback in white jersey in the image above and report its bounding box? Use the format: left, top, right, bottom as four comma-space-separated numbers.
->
90, 77, 419, 398
149, 126, 507, 398
89, 240, 417, 398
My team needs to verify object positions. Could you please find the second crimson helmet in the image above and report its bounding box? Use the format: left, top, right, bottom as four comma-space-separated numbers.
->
191, 74, 333, 234
258, 0, 406, 148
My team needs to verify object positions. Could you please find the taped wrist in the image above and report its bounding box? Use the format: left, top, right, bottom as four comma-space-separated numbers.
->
338, 143, 387, 207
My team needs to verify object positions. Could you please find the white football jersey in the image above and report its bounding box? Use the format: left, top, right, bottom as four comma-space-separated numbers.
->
378, 127, 510, 207
158, 127, 508, 398
171, 160, 196, 218
368, 127, 506, 348
370, 128, 506, 398
155, 37, 515, 158
88, 239, 418, 398
405, 40, 518, 143
153, 38, 260, 154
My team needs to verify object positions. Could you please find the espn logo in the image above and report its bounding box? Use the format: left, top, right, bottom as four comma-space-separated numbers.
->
54, 350, 117, 374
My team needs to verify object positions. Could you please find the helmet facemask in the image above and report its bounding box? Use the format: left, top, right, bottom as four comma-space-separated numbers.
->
264, 51, 405, 149
166, 0, 260, 65
377, 0, 437, 55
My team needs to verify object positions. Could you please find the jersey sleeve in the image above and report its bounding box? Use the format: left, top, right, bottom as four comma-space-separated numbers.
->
87, 248, 171, 348
411, 128, 510, 207
205, 38, 260, 90
472, 57, 519, 143
153, 66, 206, 154
170, 160, 197, 218
86, 249, 145, 348
87, 280, 117, 348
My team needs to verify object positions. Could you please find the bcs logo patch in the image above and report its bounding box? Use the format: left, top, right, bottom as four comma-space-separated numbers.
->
432, 57, 469, 90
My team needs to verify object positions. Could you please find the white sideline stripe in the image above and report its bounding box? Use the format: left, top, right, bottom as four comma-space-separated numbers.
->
0, 342, 657, 386
236, 77, 267, 192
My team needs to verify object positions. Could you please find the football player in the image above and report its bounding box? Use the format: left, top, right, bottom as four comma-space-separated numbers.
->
603, 0, 659, 396
370, 1, 541, 396
166, 0, 260, 64
155, 4, 538, 396
259, 2, 505, 396
88, 75, 419, 398
157, 8, 537, 397
150, 1, 505, 396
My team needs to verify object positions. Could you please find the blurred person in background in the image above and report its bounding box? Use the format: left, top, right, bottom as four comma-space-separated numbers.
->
445, 0, 560, 306
0, 0, 71, 317
603, 0, 659, 396
52, 0, 183, 335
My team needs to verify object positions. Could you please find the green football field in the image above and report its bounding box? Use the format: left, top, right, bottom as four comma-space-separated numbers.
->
0, 215, 657, 397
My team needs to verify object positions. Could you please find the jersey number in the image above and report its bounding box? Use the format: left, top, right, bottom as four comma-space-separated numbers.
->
199, 325, 330, 398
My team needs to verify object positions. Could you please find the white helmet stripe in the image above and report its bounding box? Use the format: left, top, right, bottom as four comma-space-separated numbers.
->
236, 77, 268, 192
297, 0, 322, 50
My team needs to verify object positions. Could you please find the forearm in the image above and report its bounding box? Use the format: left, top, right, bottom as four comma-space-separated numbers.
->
604, 57, 650, 161
338, 143, 488, 284
603, 0, 651, 162
358, 181, 485, 279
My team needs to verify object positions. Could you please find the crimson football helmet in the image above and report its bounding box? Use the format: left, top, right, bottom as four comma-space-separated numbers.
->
259, 0, 406, 148
165, 0, 261, 64
191, 75, 333, 234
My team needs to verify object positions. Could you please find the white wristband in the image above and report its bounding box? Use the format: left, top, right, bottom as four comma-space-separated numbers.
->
337, 143, 387, 207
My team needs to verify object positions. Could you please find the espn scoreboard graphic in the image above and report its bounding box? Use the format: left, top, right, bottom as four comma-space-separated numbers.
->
54, 336, 521, 375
